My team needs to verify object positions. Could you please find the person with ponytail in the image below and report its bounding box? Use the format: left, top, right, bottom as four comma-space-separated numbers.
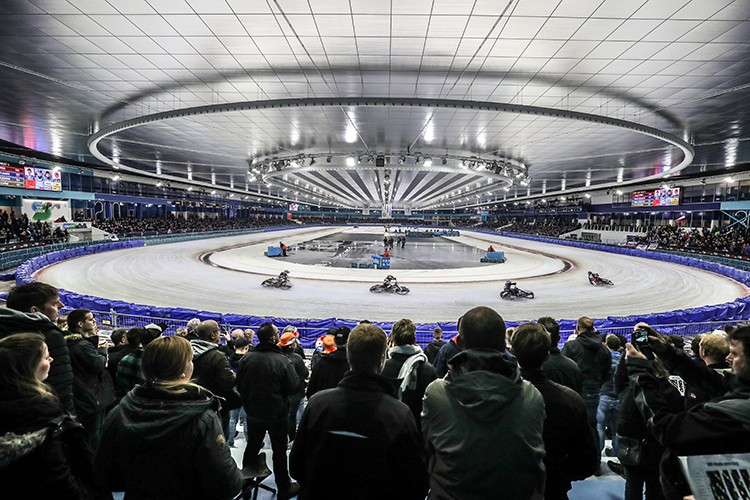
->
0, 333, 99, 499
95, 335, 243, 500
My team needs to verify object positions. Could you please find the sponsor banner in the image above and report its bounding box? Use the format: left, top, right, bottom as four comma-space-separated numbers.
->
22, 200, 70, 222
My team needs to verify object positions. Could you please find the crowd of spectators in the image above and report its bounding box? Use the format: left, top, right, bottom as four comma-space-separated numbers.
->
630, 225, 750, 255
0, 211, 68, 245
502, 218, 581, 237
92, 214, 288, 237
1, 279, 749, 499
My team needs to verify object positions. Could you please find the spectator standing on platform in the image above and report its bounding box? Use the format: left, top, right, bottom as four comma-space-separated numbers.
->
190, 320, 240, 439
116, 326, 161, 394
433, 331, 461, 378
290, 323, 428, 500
424, 327, 446, 365
65, 309, 114, 449
382, 319, 437, 432
307, 326, 350, 399
185, 318, 200, 341
237, 322, 300, 500
95, 336, 243, 500
0, 333, 98, 499
538, 317, 583, 395
422, 306, 546, 500
511, 323, 598, 500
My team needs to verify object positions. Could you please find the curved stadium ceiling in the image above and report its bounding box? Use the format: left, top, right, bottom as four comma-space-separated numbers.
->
0, 0, 749, 209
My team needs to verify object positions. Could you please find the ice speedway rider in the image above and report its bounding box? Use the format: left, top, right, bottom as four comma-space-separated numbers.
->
383, 274, 398, 291
279, 270, 290, 285
504, 280, 517, 293
588, 271, 599, 281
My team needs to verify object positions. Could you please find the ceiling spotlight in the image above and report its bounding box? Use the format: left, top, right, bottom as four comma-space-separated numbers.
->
326, 156, 332, 163
309, 157, 316, 166
398, 156, 405, 165
112, 175, 120, 181
346, 157, 356, 166
357, 156, 362, 164
616, 190, 623, 195
414, 157, 421, 165
726, 177, 734, 183
156, 182, 163, 187
424, 159, 432, 167
211, 190, 216, 194
442, 157, 448, 165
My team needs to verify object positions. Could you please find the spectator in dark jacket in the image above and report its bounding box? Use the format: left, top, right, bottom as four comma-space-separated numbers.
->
227, 338, 249, 447
0, 282, 73, 414
423, 327, 446, 365
307, 326, 350, 399
596, 334, 621, 456
95, 336, 243, 500
433, 335, 461, 378
683, 333, 731, 409
381, 318, 437, 432
512, 323, 599, 500
612, 326, 683, 498
0, 333, 99, 499
538, 316, 583, 395
628, 325, 750, 499
190, 321, 238, 438
561, 317, 611, 431
108, 327, 141, 401
279, 330, 309, 441
237, 322, 300, 500
65, 309, 114, 449
290, 323, 429, 500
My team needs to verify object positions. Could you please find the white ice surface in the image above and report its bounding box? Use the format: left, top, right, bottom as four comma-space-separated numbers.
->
36, 226, 747, 323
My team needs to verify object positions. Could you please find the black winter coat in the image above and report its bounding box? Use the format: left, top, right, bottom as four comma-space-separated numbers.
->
561, 332, 611, 394
521, 368, 599, 499
281, 345, 309, 397
94, 385, 243, 500
0, 386, 100, 500
423, 339, 446, 364
615, 355, 683, 470
107, 345, 139, 400
543, 345, 584, 395
290, 371, 429, 500
381, 346, 437, 431
190, 340, 237, 405
66, 333, 115, 417
0, 308, 74, 414
307, 347, 349, 399
237, 343, 299, 422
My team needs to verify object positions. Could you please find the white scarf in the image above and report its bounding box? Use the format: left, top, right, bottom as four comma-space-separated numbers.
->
389, 344, 427, 400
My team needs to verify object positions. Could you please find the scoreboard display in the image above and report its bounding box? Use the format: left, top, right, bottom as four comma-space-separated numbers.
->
631, 188, 679, 207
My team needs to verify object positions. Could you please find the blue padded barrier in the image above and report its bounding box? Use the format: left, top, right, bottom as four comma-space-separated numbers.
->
0, 292, 8, 301
93, 297, 112, 312
81, 296, 100, 311
0, 272, 15, 281
222, 314, 250, 327
197, 310, 222, 323
169, 308, 201, 321
150, 307, 174, 320
111, 301, 134, 314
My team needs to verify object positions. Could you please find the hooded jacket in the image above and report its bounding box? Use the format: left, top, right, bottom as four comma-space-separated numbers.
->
561, 332, 611, 394
422, 349, 546, 500
433, 337, 461, 378
0, 308, 74, 414
94, 384, 243, 500
0, 386, 98, 500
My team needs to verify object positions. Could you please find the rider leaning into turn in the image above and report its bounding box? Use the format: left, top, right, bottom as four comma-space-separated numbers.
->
384, 275, 398, 289
279, 270, 290, 283
504, 280, 516, 291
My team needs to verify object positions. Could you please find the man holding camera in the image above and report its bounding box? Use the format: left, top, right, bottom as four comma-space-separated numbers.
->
625, 324, 750, 497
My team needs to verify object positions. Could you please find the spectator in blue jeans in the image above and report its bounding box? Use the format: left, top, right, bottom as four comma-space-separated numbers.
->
597, 334, 621, 455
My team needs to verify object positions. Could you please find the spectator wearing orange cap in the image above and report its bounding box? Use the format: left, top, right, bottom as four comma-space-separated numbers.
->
307, 326, 350, 399
311, 327, 337, 370
279, 326, 309, 441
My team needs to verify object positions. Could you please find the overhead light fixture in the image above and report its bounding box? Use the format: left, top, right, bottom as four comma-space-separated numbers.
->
424, 159, 432, 167
326, 156, 332, 163
112, 175, 120, 181
442, 157, 448, 165
309, 157, 316, 166
346, 157, 356, 166
726, 177, 734, 183
398, 156, 405, 165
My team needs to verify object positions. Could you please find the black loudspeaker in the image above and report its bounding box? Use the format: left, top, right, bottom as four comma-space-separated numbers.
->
375, 155, 385, 167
